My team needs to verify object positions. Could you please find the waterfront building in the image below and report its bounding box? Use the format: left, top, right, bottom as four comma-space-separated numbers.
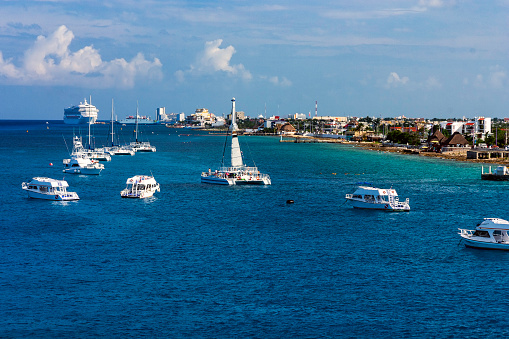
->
156, 107, 165, 121
440, 121, 464, 135
312, 116, 348, 122
160, 112, 185, 124
228, 111, 245, 120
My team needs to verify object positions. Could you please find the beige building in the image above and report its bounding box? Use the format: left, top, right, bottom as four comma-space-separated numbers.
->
228, 111, 245, 120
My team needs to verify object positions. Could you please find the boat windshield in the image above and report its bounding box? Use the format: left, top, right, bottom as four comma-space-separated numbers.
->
473, 230, 490, 238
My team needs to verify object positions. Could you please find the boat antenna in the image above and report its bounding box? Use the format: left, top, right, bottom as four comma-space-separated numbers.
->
63, 135, 70, 155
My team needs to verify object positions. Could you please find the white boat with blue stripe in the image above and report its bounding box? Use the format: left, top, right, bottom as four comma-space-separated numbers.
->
459, 218, 509, 250
22, 177, 80, 201
345, 184, 410, 211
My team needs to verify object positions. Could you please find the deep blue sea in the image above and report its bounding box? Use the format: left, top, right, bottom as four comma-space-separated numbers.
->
2, 120, 509, 338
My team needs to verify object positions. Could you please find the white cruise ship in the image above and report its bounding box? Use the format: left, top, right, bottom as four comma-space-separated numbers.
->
63, 98, 99, 125
118, 115, 157, 125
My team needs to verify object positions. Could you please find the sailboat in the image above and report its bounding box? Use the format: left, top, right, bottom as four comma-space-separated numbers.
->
104, 99, 135, 156
201, 97, 271, 185
70, 119, 111, 162
129, 103, 156, 152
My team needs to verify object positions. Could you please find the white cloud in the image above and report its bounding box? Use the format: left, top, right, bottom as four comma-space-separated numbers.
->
0, 25, 162, 88
419, 0, 444, 8
268, 76, 292, 87
425, 76, 442, 89
0, 51, 21, 78
178, 39, 252, 80
386, 72, 409, 88
468, 66, 507, 89
176, 39, 291, 87
489, 65, 506, 88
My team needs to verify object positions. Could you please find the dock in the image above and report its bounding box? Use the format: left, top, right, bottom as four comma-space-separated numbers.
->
481, 165, 509, 181
467, 149, 509, 160
279, 136, 344, 144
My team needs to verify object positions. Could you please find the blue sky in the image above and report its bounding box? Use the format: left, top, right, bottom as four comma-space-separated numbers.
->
1, 0, 509, 120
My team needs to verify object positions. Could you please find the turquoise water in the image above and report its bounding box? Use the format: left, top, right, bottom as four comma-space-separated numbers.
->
2, 121, 509, 337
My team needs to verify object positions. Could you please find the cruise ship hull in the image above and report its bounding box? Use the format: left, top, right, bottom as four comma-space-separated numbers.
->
64, 116, 97, 125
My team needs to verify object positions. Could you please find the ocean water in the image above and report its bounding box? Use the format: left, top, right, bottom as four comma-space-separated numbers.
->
2, 120, 509, 337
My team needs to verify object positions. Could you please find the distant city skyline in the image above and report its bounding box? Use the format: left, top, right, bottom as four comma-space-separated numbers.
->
1, 1, 509, 120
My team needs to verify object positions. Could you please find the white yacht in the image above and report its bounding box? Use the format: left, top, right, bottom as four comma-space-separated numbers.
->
459, 218, 509, 250
120, 175, 160, 198
63, 154, 104, 175
71, 136, 111, 161
345, 185, 410, 211
201, 98, 271, 185
129, 141, 156, 152
63, 97, 98, 125
105, 145, 135, 156
22, 177, 80, 201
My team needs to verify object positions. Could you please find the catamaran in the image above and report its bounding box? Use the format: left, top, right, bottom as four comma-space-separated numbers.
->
201, 98, 271, 185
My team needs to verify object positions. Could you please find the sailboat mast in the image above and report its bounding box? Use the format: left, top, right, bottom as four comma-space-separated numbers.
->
135, 101, 139, 143
111, 98, 115, 146
88, 117, 91, 149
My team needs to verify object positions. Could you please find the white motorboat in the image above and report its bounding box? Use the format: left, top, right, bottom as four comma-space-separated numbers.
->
63, 97, 98, 125
21, 177, 79, 201
345, 185, 410, 211
201, 98, 271, 185
459, 218, 509, 250
120, 175, 160, 198
63, 154, 104, 175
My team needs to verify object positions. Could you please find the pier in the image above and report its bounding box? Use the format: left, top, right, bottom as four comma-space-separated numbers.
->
279, 136, 345, 144
467, 149, 509, 160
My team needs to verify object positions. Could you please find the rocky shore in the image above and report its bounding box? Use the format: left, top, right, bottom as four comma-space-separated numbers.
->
354, 142, 509, 166
285, 135, 509, 166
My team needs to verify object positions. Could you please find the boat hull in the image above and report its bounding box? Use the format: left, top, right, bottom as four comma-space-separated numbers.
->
63, 168, 102, 175
201, 174, 270, 185
462, 238, 509, 250
481, 174, 509, 181
235, 178, 271, 185
120, 191, 156, 198
201, 176, 235, 185
63, 116, 97, 125
25, 190, 79, 201
348, 200, 410, 211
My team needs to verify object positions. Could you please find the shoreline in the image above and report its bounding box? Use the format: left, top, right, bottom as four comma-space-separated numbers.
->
285, 135, 509, 166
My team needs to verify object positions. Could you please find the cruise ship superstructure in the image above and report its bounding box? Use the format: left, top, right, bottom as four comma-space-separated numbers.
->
63, 97, 99, 125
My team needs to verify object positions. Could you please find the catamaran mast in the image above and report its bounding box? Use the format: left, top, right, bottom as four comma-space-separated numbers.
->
230, 97, 243, 167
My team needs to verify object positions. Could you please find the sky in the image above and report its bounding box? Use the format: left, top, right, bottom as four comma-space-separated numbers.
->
1, 0, 509, 120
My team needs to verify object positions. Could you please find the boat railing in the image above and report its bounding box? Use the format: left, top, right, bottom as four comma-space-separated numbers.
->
458, 229, 474, 237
